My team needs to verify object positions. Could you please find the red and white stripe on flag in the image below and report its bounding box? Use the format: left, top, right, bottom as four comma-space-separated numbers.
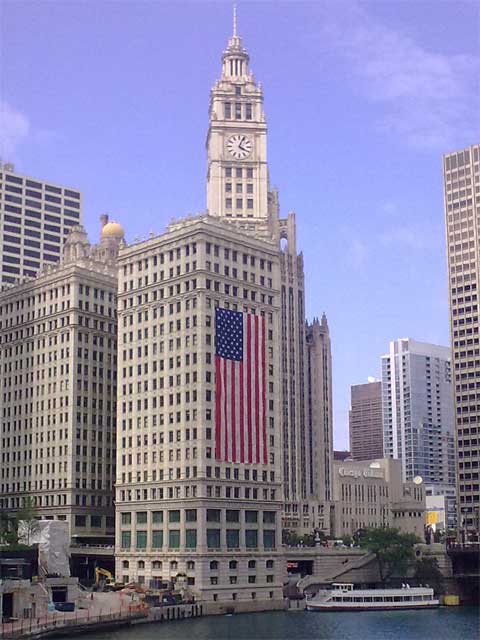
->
215, 311, 267, 464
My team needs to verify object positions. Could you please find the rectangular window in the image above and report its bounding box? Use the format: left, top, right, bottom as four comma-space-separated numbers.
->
236, 198, 243, 209
226, 509, 239, 522
136, 531, 147, 549
152, 511, 163, 523
185, 529, 197, 548
65, 189, 80, 199
246, 103, 252, 119
168, 530, 180, 549
263, 529, 276, 549
245, 529, 258, 548
152, 530, 163, 549
235, 102, 241, 119
168, 509, 180, 523
224, 102, 231, 119
75, 515, 86, 527
137, 511, 147, 524
207, 509, 221, 522
226, 529, 239, 549
247, 199, 253, 209
245, 510, 258, 523
263, 511, 276, 524
121, 531, 131, 549
207, 529, 221, 549
226, 198, 232, 209
91, 515, 102, 527
185, 509, 197, 522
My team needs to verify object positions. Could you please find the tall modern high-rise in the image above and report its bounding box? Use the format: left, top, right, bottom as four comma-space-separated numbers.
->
381, 339, 456, 497
443, 144, 480, 535
0, 216, 122, 548
0, 163, 82, 287
349, 380, 383, 460
114, 20, 332, 603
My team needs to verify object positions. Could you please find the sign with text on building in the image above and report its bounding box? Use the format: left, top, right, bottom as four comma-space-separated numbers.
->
338, 467, 384, 479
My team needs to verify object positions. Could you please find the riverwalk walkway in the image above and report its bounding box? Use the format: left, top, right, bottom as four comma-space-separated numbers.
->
0, 602, 207, 639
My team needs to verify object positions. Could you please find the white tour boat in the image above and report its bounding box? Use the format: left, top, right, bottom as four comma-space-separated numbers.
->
305, 582, 439, 611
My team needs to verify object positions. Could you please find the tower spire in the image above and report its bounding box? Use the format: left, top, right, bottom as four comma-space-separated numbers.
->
233, 5, 237, 37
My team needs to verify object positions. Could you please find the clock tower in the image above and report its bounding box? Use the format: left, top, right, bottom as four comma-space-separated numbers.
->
206, 14, 270, 227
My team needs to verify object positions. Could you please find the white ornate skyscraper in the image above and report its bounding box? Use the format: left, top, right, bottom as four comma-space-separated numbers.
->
115, 19, 333, 604
205, 19, 333, 535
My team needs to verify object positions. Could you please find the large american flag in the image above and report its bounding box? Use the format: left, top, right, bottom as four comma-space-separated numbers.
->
215, 307, 267, 464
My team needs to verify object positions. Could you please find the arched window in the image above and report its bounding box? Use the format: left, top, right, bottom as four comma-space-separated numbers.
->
210, 560, 219, 570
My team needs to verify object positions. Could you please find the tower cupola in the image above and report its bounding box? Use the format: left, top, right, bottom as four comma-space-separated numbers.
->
221, 8, 250, 80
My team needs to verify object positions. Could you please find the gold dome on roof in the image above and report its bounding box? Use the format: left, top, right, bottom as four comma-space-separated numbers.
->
101, 221, 124, 239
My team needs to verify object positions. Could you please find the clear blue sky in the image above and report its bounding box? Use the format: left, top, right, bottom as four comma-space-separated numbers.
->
2, 1, 479, 449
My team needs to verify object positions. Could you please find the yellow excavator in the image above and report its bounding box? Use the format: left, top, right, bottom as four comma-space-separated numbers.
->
94, 567, 124, 591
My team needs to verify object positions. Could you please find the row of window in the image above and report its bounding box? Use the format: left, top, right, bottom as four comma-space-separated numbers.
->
225, 197, 254, 210
223, 101, 253, 120
118, 485, 277, 502
120, 528, 276, 550
120, 509, 276, 525
2, 201, 80, 217
1, 173, 81, 198
121, 558, 274, 571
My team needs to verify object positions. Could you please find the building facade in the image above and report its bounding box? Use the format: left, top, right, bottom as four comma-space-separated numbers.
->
443, 144, 480, 536
114, 22, 333, 601
381, 339, 456, 498
0, 216, 122, 544
115, 216, 284, 602
332, 458, 425, 539
349, 380, 383, 461
0, 163, 82, 287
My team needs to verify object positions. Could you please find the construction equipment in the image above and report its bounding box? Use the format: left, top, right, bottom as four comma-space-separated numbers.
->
94, 567, 124, 591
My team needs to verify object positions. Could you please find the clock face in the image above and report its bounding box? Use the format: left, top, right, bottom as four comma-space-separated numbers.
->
227, 134, 252, 159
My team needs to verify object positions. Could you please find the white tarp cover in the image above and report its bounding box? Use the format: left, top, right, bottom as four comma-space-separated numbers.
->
18, 520, 70, 577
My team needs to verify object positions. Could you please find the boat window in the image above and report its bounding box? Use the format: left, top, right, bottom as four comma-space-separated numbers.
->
384, 596, 393, 602
364, 597, 373, 602
394, 596, 403, 602
353, 597, 363, 602
404, 596, 411, 601
413, 596, 423, 601
374, 596, 383, 602
343, 597, 353, 602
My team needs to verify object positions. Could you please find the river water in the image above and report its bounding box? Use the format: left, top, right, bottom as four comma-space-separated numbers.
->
62, 607, 478, 640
